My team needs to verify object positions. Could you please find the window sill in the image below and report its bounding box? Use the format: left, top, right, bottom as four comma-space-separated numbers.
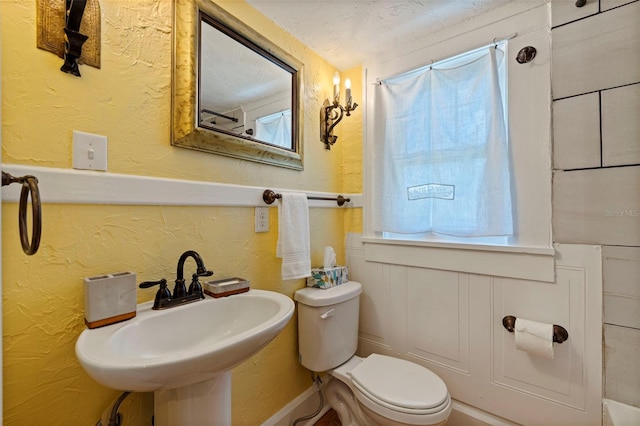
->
360, 237, 556, 282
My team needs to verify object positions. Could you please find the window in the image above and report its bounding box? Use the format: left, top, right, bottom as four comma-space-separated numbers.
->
371, 43, 513, 240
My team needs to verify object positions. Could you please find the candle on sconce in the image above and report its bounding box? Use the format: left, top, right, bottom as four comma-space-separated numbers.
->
321, 71, 357, 149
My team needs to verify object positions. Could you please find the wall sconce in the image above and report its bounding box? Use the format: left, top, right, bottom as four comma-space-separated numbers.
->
320, 72, 358, 150
37, 0, 101, 76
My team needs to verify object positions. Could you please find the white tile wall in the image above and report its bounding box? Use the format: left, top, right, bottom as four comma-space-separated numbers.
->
602, 83, 640, 167
553, 84, 640, 171
552, 1, 640, 99
603, 246, 640, 329
551, 0, 640, 412
551, 0, 599, 28
601, 0, 638, 11
553, 92, 601, 170
604, 324, 640, 407
553, 167, 640, 245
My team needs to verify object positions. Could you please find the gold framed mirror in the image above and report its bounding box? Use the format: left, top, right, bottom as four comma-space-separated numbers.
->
172, 0, 304, 170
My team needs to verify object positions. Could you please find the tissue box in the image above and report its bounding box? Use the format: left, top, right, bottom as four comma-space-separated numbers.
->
306, 266, 349, 289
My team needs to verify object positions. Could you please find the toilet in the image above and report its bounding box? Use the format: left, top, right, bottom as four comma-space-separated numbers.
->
294, 281, 452, 426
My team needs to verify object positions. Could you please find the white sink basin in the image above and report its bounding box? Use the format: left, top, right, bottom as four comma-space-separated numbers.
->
76, 289, 294, 392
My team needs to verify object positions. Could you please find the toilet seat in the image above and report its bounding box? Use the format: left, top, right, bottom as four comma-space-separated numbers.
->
352, 381, 450, 415
349, 354, 450, 416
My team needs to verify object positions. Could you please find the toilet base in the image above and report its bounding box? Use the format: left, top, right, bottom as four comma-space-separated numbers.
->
326, 378, 375, 426
326, 377, 448, 426
360, 399, 447, 426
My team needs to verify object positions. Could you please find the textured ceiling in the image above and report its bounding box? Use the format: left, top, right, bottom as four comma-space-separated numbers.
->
245, 0, 514, 70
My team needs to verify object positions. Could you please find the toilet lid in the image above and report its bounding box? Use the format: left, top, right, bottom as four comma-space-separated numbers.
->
349, 354, 448, 411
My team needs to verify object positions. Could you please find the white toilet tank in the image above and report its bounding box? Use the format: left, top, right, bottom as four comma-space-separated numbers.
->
294, 281, 363, 372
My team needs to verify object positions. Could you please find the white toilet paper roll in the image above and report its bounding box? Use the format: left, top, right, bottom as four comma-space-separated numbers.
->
514, 318, 554, 359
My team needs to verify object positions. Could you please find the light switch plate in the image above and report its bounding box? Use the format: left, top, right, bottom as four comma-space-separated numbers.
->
73, 130, 107, 171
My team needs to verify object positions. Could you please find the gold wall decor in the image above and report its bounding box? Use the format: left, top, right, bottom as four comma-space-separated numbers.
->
37, 0, 101, 69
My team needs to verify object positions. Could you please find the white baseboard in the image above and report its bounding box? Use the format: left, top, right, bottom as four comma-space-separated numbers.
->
448, 400, 519, 426
262, 375, 332, 426
262, 377, 520, 426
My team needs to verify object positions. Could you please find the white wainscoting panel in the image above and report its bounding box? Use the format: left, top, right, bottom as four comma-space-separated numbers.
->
346, 235, 602, 425
492, 276, 575, 399
347, 235, 395, 355
405, 268, 470, 374
362, 239, 555, 283
355, 261, 388, 344
484, 244, 602, 425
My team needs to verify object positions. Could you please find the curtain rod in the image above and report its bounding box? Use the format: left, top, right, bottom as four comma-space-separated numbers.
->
201, 108, 239, 123
373, 32, 517, 85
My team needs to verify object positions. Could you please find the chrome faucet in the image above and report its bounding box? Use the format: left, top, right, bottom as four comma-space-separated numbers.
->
139, 250, 214, 310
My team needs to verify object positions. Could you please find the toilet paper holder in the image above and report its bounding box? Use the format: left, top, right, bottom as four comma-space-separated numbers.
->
502, 315, 569, 344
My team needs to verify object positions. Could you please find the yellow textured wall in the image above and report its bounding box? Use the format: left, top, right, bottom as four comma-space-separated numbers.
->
342, 66, 363, 235
0, 0, 361, 424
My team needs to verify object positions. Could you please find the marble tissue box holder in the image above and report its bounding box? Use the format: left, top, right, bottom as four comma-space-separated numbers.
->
84, 272, 137, 329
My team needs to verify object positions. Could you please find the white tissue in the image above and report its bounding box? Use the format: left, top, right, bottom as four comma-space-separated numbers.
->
515, 318, 555, 359
323, 246, 336, 270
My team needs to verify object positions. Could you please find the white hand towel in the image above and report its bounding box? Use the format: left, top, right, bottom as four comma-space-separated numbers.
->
514, 318, 554, 359
276, 192, 311, 280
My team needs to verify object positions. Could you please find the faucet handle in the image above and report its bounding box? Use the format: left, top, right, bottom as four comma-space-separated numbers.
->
139, 278, 168, 289
139, 279, 171, 308
192, 268, 212, 297
188, 273, 206, 298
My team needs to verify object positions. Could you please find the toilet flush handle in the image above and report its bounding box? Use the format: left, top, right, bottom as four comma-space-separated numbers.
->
320, 309, 335, 320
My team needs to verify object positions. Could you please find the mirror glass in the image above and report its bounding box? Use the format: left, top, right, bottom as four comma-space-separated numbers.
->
199, 14, 293, 149
172, 0, 304, 170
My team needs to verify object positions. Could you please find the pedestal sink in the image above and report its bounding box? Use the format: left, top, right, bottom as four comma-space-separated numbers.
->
76, 289, 294, 426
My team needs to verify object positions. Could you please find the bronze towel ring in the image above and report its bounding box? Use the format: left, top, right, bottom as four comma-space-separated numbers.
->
2, 171, 42, 255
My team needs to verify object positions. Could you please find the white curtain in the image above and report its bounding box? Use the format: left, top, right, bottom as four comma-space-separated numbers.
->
372, 46, 513, 237
255, 110, 292, 148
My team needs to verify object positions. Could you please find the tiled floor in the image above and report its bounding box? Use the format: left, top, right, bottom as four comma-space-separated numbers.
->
315, 408, 341, 426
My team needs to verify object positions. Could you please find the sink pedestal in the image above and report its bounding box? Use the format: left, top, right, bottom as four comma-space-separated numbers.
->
154, 371, 231, 426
